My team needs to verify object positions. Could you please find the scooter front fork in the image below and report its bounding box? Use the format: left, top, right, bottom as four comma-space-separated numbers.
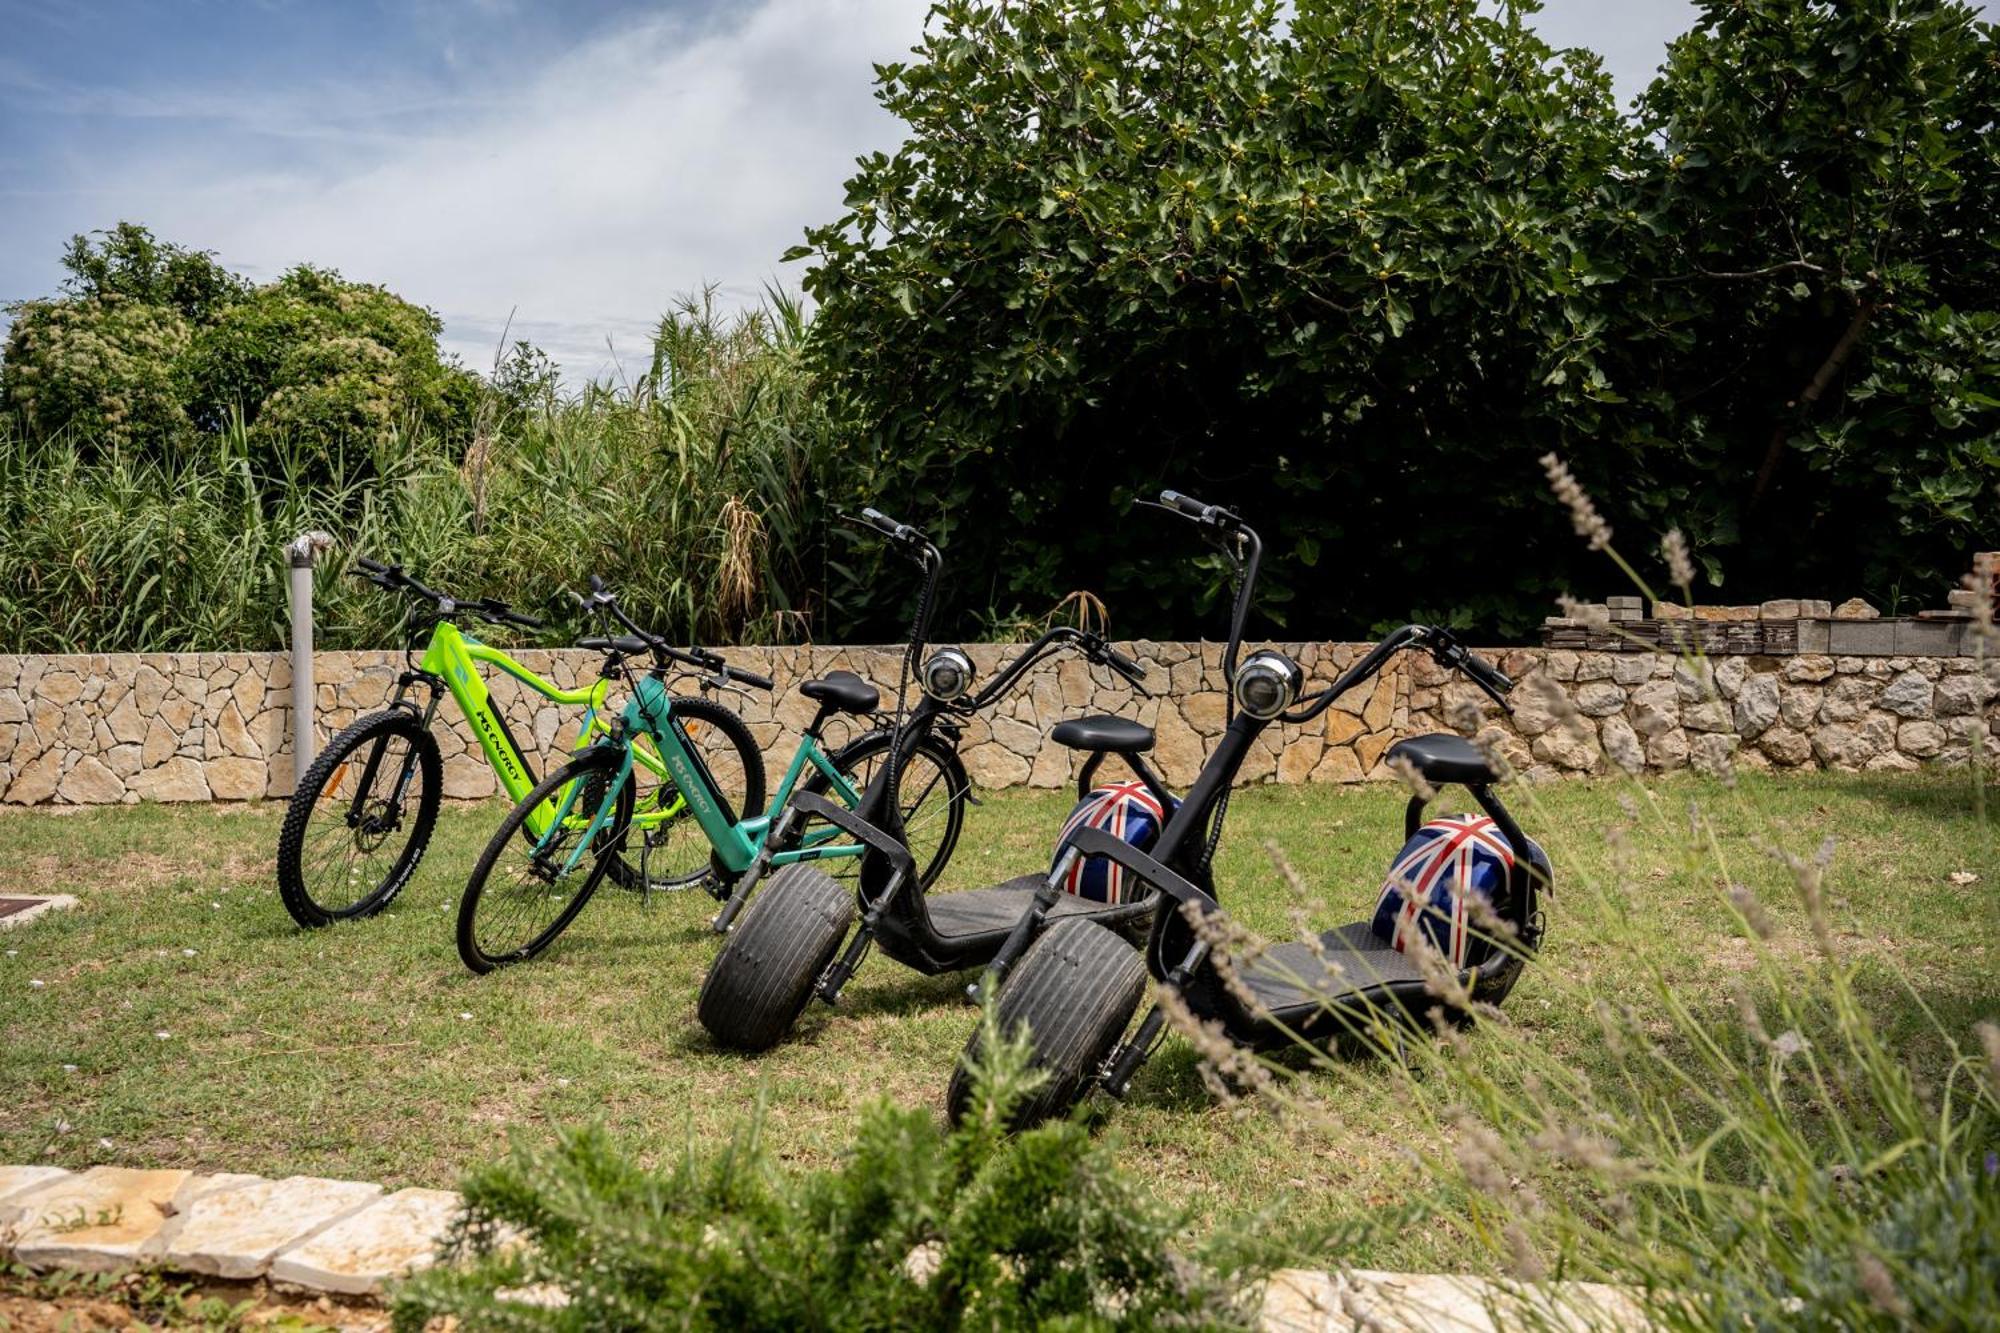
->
816, 864, 904, 1005
1099, 938, 1209, 1099
816, 927, 873, 1005
967, 846, 1081, 1005
1100, 1004, 1168, 1099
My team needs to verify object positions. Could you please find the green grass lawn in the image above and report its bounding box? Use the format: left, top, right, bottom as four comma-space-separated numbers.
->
0, 771, 1992, 1273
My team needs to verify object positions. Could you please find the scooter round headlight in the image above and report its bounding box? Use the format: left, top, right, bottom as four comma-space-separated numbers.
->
921, 647, 975, 701
1232, 650, 1301, 720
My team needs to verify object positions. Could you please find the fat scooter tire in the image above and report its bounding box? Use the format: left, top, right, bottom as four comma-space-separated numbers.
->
947, 918, 1146, 1129
697, 864, 855, 1051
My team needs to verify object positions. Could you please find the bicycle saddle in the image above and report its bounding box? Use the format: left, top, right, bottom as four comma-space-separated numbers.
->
798, 670, 879, 715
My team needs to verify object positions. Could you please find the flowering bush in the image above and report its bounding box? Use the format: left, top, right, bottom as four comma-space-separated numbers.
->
0, 295, 193, 451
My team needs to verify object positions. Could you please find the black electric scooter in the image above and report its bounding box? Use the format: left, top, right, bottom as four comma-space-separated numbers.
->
946, 492, 1549, 1127
696, 508, 1157, 1051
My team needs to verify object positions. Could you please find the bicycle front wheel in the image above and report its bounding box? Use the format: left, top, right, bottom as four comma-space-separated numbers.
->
457, 747, 634, 973
609, 694, 766, 894
276, 709, 441, 928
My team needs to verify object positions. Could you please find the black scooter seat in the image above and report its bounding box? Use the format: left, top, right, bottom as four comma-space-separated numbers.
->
1386, 732, 1499, 787
925, 876, 1152, 941
798, 670, 879, 715
1049, 715, 1154, 755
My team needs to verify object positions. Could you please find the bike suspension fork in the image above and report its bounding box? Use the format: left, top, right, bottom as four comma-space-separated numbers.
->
711, 804, 797, 935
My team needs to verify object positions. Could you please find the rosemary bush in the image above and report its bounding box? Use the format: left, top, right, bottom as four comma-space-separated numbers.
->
389, 1018, 1285, 1332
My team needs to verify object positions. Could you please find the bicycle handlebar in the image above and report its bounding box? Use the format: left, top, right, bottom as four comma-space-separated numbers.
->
350, 557, 541, 630
572, 578, 774, 692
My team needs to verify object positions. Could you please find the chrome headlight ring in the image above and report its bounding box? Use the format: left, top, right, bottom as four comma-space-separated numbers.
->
1232, 649, 1302, 720
921, 646, 975, 702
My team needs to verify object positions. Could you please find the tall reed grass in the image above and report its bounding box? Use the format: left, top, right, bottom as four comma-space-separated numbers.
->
0, 291, 842, 654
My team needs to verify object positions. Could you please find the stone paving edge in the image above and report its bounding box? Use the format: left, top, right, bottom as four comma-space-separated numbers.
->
0, 1162, 1648, 1327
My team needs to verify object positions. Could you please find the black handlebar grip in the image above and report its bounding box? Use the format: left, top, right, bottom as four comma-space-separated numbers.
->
1104, 646, 1146, 679
860, 507, 897, 533
588, 573, 607, 594
1470, 654, 1514, 694
355, 556, 389, 574
1160, 490, 1209, 518
503, 608, 545, 630
730, 667, 777, 692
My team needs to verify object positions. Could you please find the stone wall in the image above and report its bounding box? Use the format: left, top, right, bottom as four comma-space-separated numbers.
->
1, 641, 1993, 806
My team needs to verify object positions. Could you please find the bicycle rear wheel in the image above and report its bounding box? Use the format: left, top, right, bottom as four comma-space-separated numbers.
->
276, 709, 441, 928
457, 747, 634, 973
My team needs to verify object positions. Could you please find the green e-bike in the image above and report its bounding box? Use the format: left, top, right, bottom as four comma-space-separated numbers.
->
454, 577, 969, 973
275, 559, 764, 928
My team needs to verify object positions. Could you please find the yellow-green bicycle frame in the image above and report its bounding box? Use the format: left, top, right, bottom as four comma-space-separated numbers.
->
408, 619, 683, 834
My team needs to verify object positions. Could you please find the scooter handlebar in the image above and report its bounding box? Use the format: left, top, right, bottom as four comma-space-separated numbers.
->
1158, 489, 1244, 531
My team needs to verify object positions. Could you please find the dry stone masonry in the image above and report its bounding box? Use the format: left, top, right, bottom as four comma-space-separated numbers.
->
1, 634, 1993, 806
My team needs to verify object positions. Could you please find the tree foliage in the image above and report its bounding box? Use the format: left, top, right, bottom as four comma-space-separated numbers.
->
1617, 0, 2000, 600
2, 225, 477, 472
798, 0, 2000, 638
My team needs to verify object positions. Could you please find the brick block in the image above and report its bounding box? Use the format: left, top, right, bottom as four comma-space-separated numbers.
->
1827, 620, 1897, 656
1894, 619, 1963, 658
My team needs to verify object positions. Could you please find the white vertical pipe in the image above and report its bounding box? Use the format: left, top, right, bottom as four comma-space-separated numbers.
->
285, 532, 334, 788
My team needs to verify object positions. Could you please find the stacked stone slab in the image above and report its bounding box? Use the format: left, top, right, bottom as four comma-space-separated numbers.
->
1543, 596, 1985, 659
0, 1164, 453, 1294
2, 634, 1994, 805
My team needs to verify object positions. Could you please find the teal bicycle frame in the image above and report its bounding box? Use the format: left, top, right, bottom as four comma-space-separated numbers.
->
535, 671, 866, 878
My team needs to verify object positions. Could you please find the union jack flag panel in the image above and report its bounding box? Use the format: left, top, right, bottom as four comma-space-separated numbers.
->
1050, 780, 1175, 904
1369, 813, 1517, 969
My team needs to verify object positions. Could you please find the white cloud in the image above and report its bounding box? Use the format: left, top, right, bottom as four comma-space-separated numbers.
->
122, 0, 928, 380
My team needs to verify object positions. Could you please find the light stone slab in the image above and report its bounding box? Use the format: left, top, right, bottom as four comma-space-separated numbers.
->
1260, 1267, 1649, 1332
164, 1175, 382, 1278
0, 894, 78, 930
8, 1166, 192, 1272
0, 1166, 72, 1221
268, 1186, 460, 1294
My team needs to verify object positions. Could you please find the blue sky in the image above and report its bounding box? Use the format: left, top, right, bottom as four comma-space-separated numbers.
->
1, 0, 1965, 380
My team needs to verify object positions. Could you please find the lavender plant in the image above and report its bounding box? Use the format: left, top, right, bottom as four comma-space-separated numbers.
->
1155, 460, 1997, 1328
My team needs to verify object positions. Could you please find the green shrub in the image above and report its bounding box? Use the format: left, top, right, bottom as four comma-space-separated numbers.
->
390, 1017, 1283, 1331
181, 263, 477, 466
